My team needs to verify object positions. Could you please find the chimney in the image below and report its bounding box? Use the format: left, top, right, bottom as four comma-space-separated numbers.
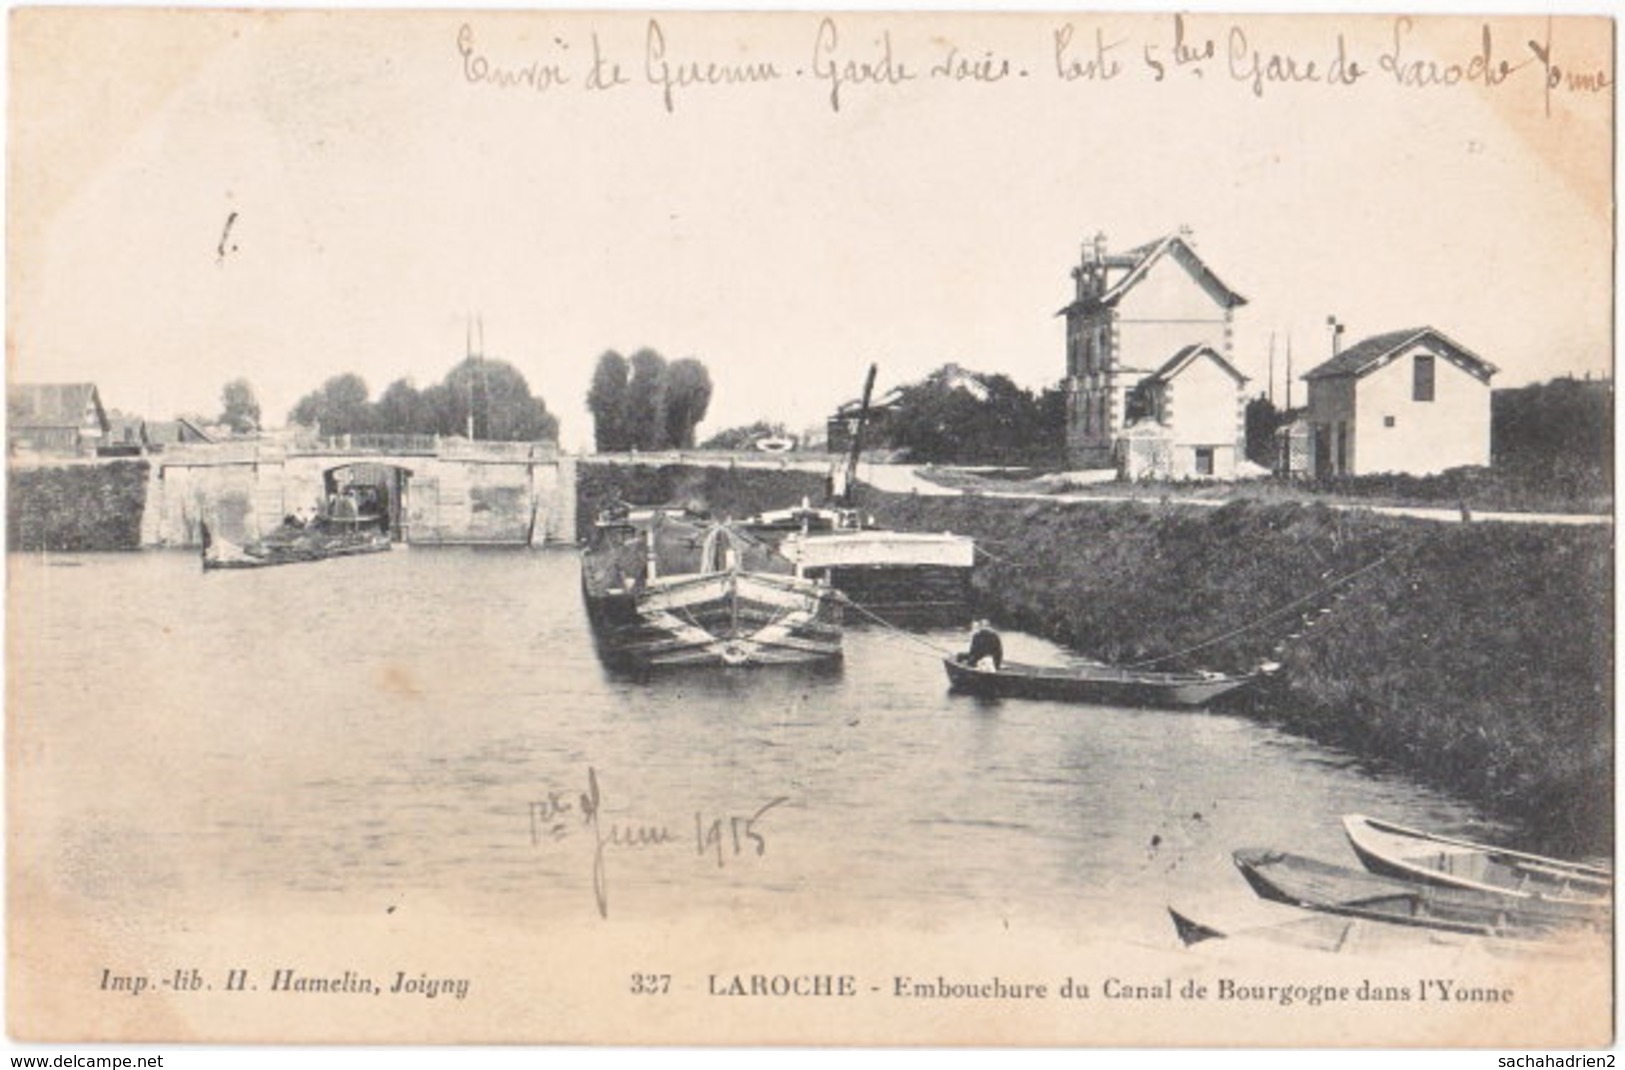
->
1077, 231, 1108, 300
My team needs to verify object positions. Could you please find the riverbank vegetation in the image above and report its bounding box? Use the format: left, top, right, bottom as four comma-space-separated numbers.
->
580, 461, 1611, 853
9, 461, 149, 551
576, 461, 824, 541
872, 492, 1612, 854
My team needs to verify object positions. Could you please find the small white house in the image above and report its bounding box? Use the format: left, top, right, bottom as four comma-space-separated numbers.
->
1121, 344, 1250, 479
1301, 327, 1497, 477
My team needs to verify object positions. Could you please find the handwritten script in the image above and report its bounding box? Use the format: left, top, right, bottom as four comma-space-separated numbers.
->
454, 16, 1610, 115
530, 767, 789, 918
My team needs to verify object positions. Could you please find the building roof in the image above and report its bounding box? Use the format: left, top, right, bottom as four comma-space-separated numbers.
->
833, 386, 905, 419
1302, 326, 1498, 383
1143, 344, 1250, 387
1058, 232, 1247, 316
146, 418, 217, 445
6, 383, 108, 431
105, 415, 147, 444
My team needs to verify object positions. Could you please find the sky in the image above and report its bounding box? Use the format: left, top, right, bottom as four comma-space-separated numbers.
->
8, 10, 1613, 451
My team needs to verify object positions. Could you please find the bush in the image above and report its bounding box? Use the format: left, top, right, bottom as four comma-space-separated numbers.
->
9, 461, 149, 551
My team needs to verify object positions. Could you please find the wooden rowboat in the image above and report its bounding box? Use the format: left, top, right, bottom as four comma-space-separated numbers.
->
1232, 848, 1607, 940
1342, 814, 1612, 907
943, 656, 1253, 709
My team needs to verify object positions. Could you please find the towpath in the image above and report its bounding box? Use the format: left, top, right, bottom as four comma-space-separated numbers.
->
581, 453, 1613, 527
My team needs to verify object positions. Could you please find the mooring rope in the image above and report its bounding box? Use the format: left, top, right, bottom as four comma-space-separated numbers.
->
1123, 553, 1395, 669
973, 543, 1030, 568
837, 594, 962, 658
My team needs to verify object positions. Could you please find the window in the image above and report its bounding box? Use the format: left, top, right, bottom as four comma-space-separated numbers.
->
1384, 415, 1396, 428
1413, 354, 1435, 402
1195, 447, 1215, 475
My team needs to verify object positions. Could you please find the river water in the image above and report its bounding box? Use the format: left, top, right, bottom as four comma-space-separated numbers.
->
11, 548, 1490, 942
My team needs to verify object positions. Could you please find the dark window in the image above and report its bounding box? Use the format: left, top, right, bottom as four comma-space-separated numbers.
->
1413, 355, 1435, 402
1195, 447, 1215, 475
1384, 415, 1396, 428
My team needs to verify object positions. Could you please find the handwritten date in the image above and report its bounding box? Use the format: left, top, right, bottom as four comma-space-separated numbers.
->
531, 768, 789, 918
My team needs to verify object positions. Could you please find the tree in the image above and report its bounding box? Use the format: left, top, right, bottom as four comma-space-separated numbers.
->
1245, 394, 1289, 467
289, 373, 371, 435
440, 357, 559, 442
625, 349, 669, 450
288, 357, 559, 443
586, 351, 631, 452
219, 378, 261, 434
374, 378, 431, 435
662, 358, 713, 449
886, 365, 1063, 465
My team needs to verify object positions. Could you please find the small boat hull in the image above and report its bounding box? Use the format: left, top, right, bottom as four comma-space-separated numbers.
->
201, 522, 392, 571
943, 657, 1251, 709
1233, 848, 1608, 939
1342, 814, 1612, 908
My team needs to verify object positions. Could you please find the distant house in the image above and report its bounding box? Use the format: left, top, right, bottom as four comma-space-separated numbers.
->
1122, 344, 1250, 479
825, 365, 987, 455
7, 383, 110, 457
91, 414, 216, 456
144, 419, 216, 451
1301, 327, 1497, 477
1060, 229, 1248, 474
826, 386, 901, 455
101, 414, 149, 456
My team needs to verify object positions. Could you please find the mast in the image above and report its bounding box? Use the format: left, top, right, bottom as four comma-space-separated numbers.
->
1285, 335, 1294, 412
1267, 331, 1276, 407
465, 314, 476, 440
843, 363, 878, 508
465, 313, 487, 440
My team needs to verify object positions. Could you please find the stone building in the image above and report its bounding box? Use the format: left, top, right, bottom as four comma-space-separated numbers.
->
1059, 229, 1249, 476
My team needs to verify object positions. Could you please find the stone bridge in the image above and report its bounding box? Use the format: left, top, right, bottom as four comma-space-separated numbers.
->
142, 437, 576, 547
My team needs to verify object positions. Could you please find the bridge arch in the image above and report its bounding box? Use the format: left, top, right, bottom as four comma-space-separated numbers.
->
323, 461, 414, 542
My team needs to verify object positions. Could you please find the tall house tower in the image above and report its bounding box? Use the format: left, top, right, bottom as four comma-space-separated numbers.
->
1060, 228, 1247, 468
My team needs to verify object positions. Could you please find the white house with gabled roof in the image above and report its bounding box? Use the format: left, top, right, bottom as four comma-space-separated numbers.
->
1301, 326, 1497, 477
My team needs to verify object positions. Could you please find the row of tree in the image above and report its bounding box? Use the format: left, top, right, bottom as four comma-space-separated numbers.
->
288, 357, 559, 441
586, 350, 713, 452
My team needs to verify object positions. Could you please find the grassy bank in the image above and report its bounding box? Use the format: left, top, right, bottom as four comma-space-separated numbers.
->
8, 461, 149, 552
918, 465, 1612, 516
578, 462, 1612, 852
871, 492, 1613, 854
575, 461, 825, 541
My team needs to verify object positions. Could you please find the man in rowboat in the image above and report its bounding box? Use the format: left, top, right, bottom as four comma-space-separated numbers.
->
962, 619, 1004, 671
